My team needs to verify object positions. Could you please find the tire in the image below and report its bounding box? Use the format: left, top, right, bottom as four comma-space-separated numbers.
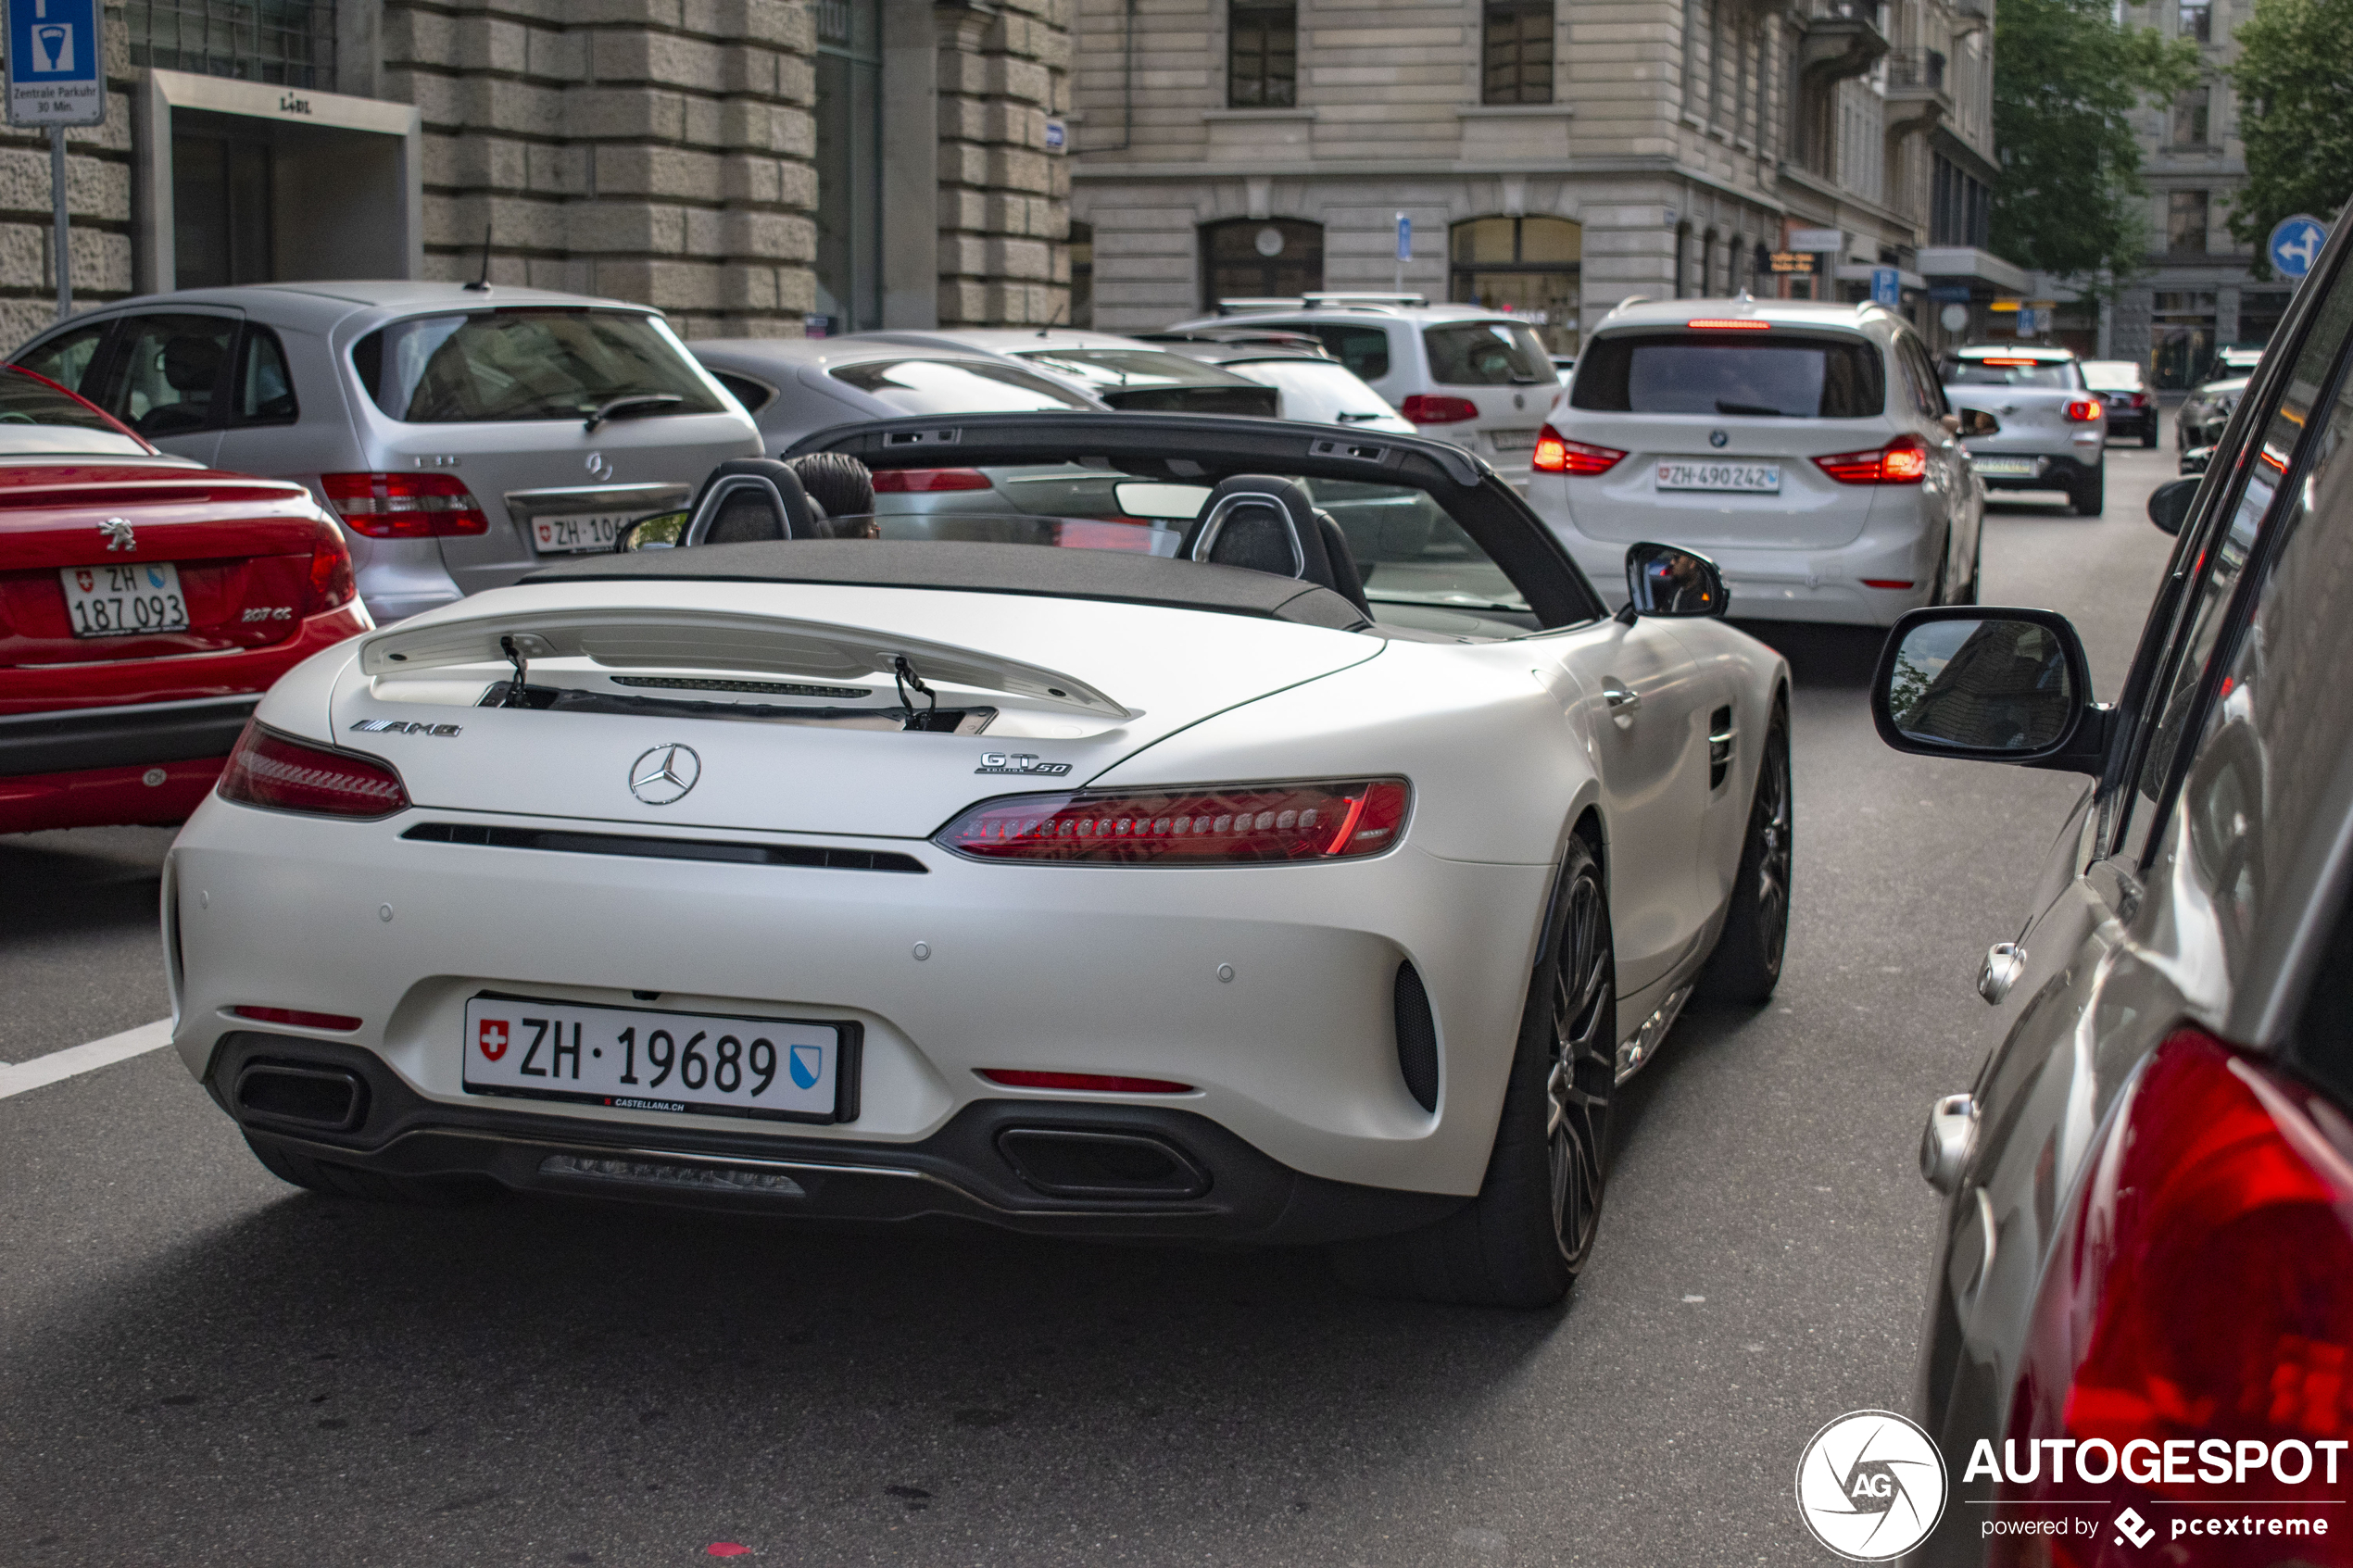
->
2143, 427, 2158, 449
1694, 701, 1792, 1005
1328, 836, 1617, 1308
244, 1133, 497, 1205
2071, 469, 2106, 518
1955, 533, 1982, 605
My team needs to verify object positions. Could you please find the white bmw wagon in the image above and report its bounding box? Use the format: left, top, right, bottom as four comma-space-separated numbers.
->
1528, 298, 1986, 626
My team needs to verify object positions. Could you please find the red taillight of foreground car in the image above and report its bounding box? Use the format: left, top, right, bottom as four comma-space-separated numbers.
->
2065, 399, 2104, 422
937, 778, 1411, 865
979, 1070, 1195, 1094
231, 1005, 364, 1032
306, 517, 359, 612
321, 472, 491, 537
1400, 395, 1479, 425
1531, 424, 1626, 476
1815, 433, 1930, 485
216, 721, 409, 818
1987, 1026, 2353, 1563
869, 467, 993, 493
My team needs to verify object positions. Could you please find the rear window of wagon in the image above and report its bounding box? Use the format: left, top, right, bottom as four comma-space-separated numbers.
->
351, 309, 727, 424
1572, 332, 1887, 419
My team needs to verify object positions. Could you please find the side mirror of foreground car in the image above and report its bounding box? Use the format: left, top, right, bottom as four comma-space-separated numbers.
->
614, 510, 687, 551
1870, 607, 2109, 775
2147, 476, 2201, 534
1622, 541, 1730, 620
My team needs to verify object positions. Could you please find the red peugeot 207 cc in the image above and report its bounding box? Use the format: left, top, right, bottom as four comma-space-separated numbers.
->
0, 365, 370, 834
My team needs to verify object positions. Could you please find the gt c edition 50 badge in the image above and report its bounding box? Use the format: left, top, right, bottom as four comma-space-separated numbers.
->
629, 744, 701, 805
975, 752, 1072, 776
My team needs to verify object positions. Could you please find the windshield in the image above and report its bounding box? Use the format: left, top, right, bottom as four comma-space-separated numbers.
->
1942, 357, 2083, 390
862, 467, 1532, 633
1423, 321, 1553, 385
351, 310, 728, 424
0, 369, 149, 456
1011, 349, 1252, 390
1227, 359, 1409, 428
830, 358, 1096, 414
1572, 332, 1886, 418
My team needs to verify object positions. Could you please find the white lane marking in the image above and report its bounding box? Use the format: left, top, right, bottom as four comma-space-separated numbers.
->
0, 1019, 175, 1100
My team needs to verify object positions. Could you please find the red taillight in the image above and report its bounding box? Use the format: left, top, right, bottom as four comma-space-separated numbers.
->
1685, 319, 1771, 330
869, 467, 993, 493
1860, 579, 1916, 590
1815, 433, 1930, 484
1400, 395, 1479, 425
1531, 423, 1626, 476
937, 778, 1411, 865
307, 518, 358, 612
979, 1070, 1195, 1094
217, 721, 409, 818
320, 472, 490, 538
2065, 399, 2104, 422
2129, 391, 2151, 408
232, 1005, 363, 1032
1990, 1027, 2353, 1562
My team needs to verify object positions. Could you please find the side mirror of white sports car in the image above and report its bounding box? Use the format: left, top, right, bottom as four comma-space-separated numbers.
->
1622, 542, 1729, 620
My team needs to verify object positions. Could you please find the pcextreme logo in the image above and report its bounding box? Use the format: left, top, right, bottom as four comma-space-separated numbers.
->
1796, 1410, 1949, 1562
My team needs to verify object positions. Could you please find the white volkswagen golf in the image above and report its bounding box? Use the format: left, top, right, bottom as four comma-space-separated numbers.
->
1528, 298, 1985, 625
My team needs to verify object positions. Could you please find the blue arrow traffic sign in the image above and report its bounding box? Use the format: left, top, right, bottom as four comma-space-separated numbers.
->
6, 0, 105, 127
2269, 215, 2328, 280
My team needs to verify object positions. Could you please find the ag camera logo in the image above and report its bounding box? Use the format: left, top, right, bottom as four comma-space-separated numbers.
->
1796, 1410, 1948, 1562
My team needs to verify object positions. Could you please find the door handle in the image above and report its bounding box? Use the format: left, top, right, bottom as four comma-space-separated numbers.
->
1602, 679, 1641, 719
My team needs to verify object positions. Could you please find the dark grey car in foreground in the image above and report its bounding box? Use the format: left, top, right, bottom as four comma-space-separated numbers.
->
1874, 219, 2353, 1562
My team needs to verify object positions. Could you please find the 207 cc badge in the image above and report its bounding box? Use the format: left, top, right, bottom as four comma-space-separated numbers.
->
629, 744, 700, 805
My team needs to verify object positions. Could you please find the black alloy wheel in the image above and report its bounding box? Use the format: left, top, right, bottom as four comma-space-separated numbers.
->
1543, 853, 1617, 1273
1327, 836, 1617, 1307
1696, 701, 1792, 1003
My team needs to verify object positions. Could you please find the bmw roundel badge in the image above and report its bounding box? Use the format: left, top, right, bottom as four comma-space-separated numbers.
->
629, 743, 700, 806
1709, 429, 1730, 448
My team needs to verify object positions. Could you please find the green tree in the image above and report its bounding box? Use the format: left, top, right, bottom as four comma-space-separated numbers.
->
2227, 0, 2353, 270
1991, 0, 2202, 296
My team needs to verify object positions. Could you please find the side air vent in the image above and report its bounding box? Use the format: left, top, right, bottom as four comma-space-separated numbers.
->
1394, 960, 1439, 1111
995, 1128, 1210, 1200
1708, 705, 1734, 790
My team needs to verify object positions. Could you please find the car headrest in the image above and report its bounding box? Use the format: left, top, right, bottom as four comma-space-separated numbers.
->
682, 458, 819, 546
786, 452, 877, 534
161, 334, 224, 393
1177, 474, 1370, 615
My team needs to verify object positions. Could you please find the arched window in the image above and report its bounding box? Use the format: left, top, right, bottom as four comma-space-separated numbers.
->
1449, 215, 1582, 354
1201, 218, 1323, 309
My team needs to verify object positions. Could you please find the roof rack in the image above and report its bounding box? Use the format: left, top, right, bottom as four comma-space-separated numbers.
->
1302, 291, 1428, 307
1214, 296, 1305, 315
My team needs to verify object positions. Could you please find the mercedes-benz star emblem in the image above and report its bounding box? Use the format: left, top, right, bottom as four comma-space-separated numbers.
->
1709, 429, 1730, 448
629, 744, 700, 806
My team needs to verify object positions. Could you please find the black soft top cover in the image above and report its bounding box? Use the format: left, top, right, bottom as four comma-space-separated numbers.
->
527, 539, 1374, 631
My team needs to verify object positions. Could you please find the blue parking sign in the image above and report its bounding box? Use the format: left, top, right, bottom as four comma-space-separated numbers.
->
6, 0, 105, 127
1870, 268, 1900, 306
2269, 215, 2328, 280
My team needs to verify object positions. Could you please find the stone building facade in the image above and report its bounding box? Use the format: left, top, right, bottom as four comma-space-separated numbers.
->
2091, 0, 2289, 387
0, 0, 1072, 355
1067, 0, 2017, 352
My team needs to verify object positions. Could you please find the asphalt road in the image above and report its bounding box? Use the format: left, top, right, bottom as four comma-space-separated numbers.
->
0, 448, 2181, 1568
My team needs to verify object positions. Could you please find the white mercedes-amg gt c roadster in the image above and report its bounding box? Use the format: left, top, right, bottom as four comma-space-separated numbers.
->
167, 413, 1791, 1307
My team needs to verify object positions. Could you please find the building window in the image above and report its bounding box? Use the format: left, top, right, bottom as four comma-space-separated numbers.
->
2168, 189, 2210, 255
1069, 221, 1094, 329
2178, 0, 2211, 43
1931, 155, 1992, 247
812, 0, 883, 335
2171, 85, 2210, 147
1672, 221, 1692, 297
1483, 0, 1554, 106
1228, 1, 1298, 108
174, 134, 273, 288
1202, 218, 1323, 308
126, 0, 336, 90
1450, 215, 1581, 352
